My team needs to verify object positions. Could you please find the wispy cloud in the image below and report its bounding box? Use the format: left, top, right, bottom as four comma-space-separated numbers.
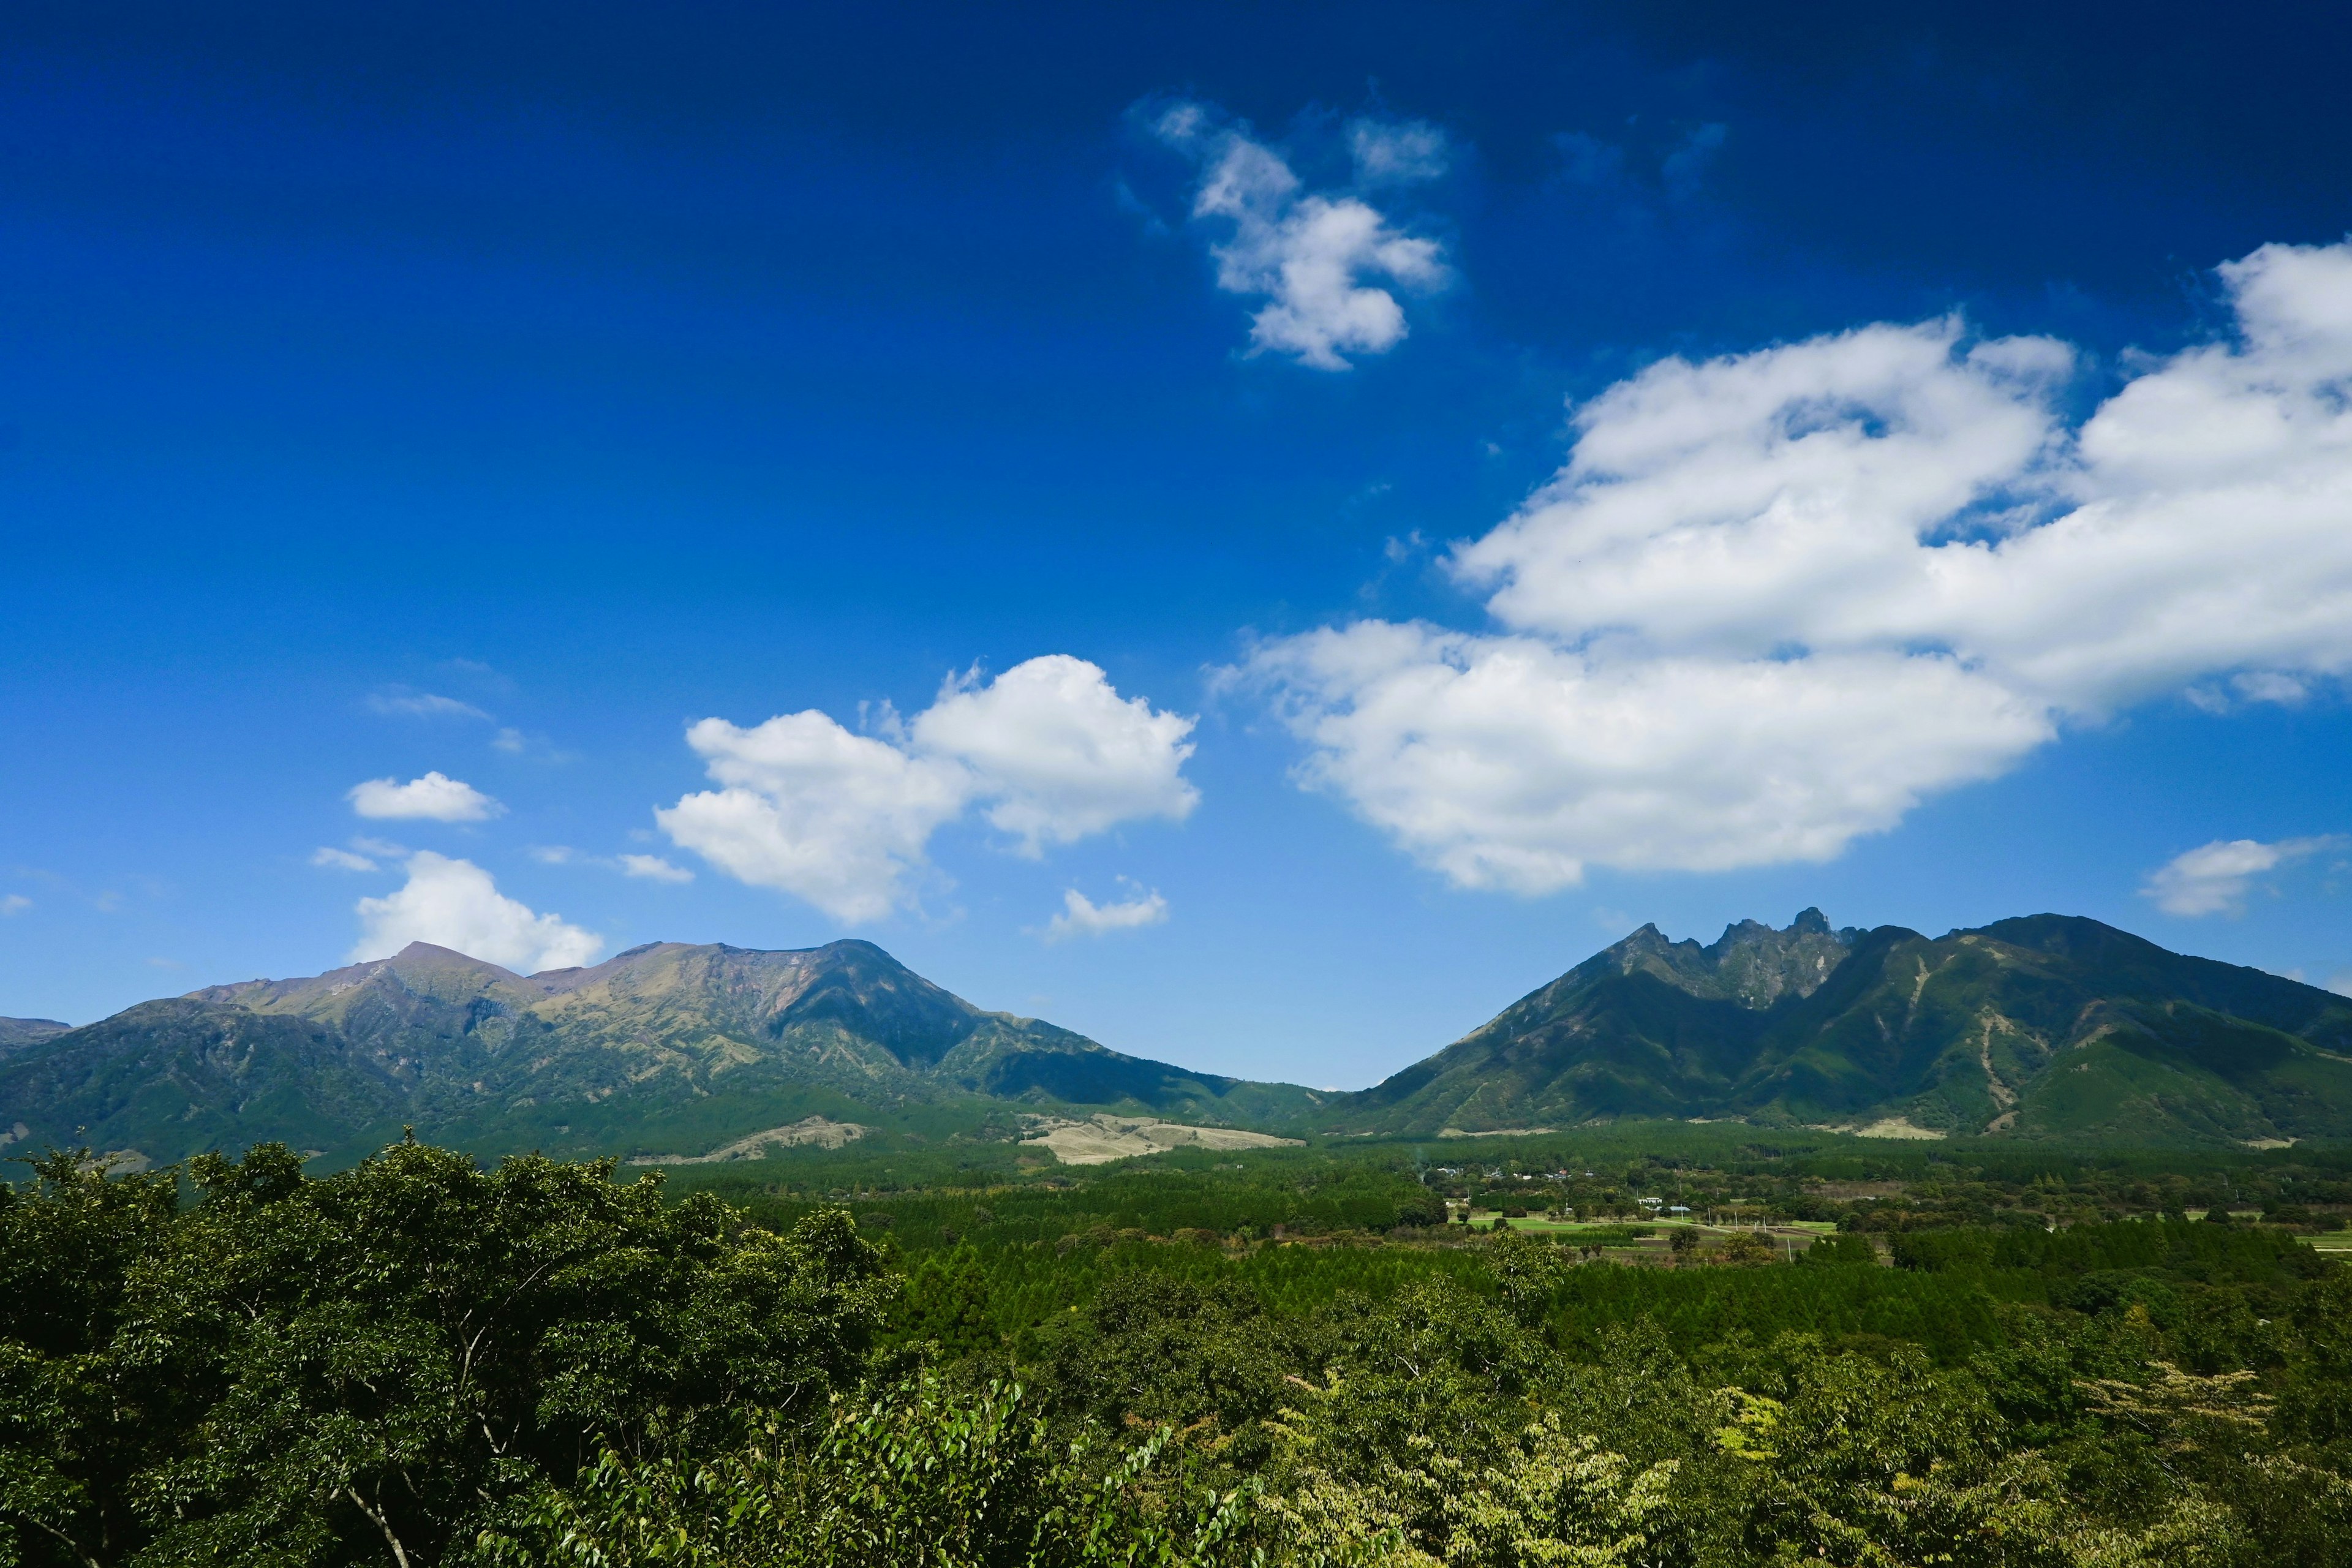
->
309, 846, 379, 872
1043, 883, 1170, 943
2142, 835, 2343, 917
491, 727, 577, 763
368, 687, 492, 721
531, 845, 692, 883
0, 894, 28, 916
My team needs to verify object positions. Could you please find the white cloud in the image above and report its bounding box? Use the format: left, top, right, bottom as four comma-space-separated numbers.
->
618, 853, 693, 883
1044, 884, 1170, 942
657, 714, 971, 923
0, 894, 28, 916
309, 846, 379, 872
912, 655, 1197, 854
1154, 102, 1448, 369
350, 851, 603, 972
527, 845, 575, 864
2141, 835, 2342, 917
1246, 239, 2352, 891
368, 689, 491, 721
659, 656, 1195, 922
492, 728, 526, 753
2233, 671, 2310, 705
1248, 625, 2046, 891
350, 836, 407, 858
348, 771, 504, 822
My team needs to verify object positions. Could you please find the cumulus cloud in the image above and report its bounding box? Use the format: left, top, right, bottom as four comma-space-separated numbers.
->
1153, 102, 1448, 369
659, 656, 1195, 922
349, 771, 504, 822
309, 846, 379, 872
1044, 884, 1170, 943
1246, 238, 2352, 891
2141, 835, 2343, 917
1251, 625, 2047, 891
912, 656, 1198, 854
657, 715, 971, 923
350, 851, 602, 971
618, 854, 693, 883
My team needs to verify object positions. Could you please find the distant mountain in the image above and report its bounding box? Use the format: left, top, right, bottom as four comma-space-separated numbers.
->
0, 1017, 71, 1055
0, 940, 1316, 1166
15, 912, 2348, 1167
1330, 911, 2352, 1145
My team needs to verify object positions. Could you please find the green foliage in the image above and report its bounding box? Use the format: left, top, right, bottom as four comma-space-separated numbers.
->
705, 1158, 1444, 1250
481, 1376, 1254, 1567
0, 1140, 885, 1568
10, 1135, 2352, 1567
1798, 1232, 1879, 1267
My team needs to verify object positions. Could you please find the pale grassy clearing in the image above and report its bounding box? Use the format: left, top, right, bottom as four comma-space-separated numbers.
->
628, 1115, 869, 1164
1020, 1114, 1304, 1166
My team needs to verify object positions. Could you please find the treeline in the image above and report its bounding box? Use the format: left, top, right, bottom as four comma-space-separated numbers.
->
675, 1137, 2352, 1248
698, 1159, 1447, 1249
9, 1139, 2352, 1566
655, 1123, 2352, 1241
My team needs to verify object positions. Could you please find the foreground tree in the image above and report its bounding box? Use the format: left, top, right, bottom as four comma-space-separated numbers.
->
0, 1141, 886, 1568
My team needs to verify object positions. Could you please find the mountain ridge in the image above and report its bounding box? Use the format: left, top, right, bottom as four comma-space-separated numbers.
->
0, 1017, 72, 1056
0, 938, 1318, 1167
1329, 911, 2352, 1144
8, 912, 2352, 1166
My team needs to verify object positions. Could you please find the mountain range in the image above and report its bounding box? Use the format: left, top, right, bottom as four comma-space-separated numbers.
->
1336, 911, 2352, 1145
0, 940, 1313, 1167
6, 911, 2352, 1166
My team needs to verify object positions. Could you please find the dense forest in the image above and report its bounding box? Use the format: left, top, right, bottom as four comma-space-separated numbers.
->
7, 1131, 2352, 1566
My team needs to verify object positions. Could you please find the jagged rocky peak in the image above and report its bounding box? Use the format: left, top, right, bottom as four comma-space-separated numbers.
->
1602, 908, 1858, 1009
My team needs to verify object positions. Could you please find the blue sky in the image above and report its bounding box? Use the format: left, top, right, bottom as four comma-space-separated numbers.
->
6, 2, 2352, 1090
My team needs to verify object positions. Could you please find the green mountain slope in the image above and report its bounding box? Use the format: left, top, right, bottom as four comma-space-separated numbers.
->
1330, 911, 2352, 1144
0, 1017, 71, 1055
16, 911, 2348, 1164
0, 940, 1316, 1166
